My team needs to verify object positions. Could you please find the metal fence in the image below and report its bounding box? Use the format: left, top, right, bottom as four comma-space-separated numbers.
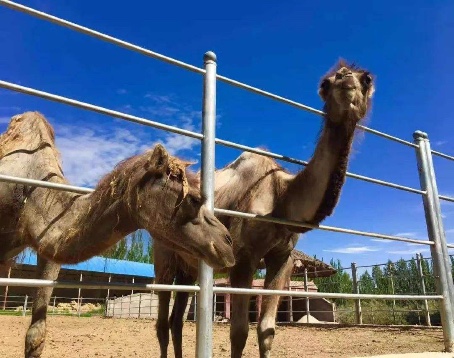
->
0, 294, 105, 317
0, 0, 454, 355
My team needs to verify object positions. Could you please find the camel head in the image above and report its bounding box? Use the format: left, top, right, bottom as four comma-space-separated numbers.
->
318, 60, 375, 125
125, 144, 235, 270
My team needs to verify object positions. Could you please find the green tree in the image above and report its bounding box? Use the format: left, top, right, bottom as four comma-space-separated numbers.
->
101, 230, 152, 263
359, 270, 375, 294
372, 264, 388, 294
314, 258, 352, 306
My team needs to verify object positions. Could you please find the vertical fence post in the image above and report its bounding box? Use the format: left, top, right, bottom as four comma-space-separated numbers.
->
129, 292, 132, 318
414, 130, 454, 352
23, 295, 28, 317
351, 262, 362, 325
303, 268, 310, 323
2, 266, 11, 310
195, 50, 217, 358
138, 293, 142, 319
416, 253, 431, 326
107, 274, 111, 300
213, 293, 216, 322
77, 273, 83, 317
288, 277, 293, 323
388, 263, 396, 324
120, 295, 123, 318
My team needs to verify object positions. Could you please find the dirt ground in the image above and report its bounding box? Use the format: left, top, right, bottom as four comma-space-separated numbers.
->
0, 316, 446, 357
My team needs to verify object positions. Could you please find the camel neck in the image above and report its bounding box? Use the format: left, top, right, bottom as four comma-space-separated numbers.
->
277, 117, 356, 229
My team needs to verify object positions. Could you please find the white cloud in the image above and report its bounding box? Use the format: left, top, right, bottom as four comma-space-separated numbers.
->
116, 89, 127, 95
0, 116, 11, 124
144, 93, 172, 104
54, 94, 201, 187
370, 239, 394, 244
55, 125, 145, 187
323, 246, 380, 254
393, 232, 419, 238
387, 248, 430, 255
0, 106, 21, 111
434, 140, 447, 146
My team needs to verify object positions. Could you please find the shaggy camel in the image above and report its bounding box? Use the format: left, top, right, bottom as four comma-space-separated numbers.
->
154, 60, 375, 358
0, 111, 234, 357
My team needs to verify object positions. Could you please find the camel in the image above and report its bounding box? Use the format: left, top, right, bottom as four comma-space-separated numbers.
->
0, 111, 235, 357
153, 60, 375, 358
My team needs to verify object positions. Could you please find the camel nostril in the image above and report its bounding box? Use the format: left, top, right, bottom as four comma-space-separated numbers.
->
225, 234, 233, 246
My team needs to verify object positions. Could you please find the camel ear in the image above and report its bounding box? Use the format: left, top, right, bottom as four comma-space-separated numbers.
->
318, 78, 331, 101
148, 143, 169, 169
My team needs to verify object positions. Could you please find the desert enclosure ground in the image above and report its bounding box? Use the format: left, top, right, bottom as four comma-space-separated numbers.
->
0, 316, 446, 357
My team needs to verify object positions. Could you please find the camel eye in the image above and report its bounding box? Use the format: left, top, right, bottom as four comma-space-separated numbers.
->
188, 195, 199, 206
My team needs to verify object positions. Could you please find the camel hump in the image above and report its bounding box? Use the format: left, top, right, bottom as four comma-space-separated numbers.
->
0, 111, 57, 159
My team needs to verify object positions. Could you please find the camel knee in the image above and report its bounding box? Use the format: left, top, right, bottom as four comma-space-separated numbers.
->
25, 320, 47, 358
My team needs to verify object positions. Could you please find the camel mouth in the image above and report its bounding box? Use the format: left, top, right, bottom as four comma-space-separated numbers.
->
169, 239, 234, 270
340, 84, 356, 90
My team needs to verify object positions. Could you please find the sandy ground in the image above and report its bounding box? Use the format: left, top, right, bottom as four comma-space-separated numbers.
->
0, 316, 448, 357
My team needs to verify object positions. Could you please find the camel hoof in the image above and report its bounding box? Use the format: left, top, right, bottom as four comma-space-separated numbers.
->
25, 321, 46, 358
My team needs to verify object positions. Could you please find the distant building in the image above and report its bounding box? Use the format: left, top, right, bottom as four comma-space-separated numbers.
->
2, 251, 155, 308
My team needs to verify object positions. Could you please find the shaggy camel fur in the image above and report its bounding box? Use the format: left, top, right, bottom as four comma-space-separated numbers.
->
0, 111, 234, 357
154, 60, 375, 358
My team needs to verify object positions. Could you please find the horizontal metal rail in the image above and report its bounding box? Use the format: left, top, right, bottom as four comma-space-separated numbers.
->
212, 286, 442, 301
0, 278, 200, 293
439, 195, 454, 203
0, 81, 203, 140
214, 208, 435, 246
0, 0, 204, 75
0, 174, 93, 194
0, 0, 417, 150
432, 150, 454, 162
0, 80, 423, 196
0, 278, 442, 301
0, 173, 435, 247
215, 138, 424, 195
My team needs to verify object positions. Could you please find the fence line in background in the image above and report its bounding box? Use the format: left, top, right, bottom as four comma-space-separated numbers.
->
3, 253, 440, 326
0, 278, 442, 301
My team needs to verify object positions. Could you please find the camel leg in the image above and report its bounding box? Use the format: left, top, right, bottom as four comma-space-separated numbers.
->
169, 269, 196, 358
154, 242, 178, 358
257, 253, 293, 358
156, 290, 172, 358
230, 261, 255, 358
25, 256, 60, 358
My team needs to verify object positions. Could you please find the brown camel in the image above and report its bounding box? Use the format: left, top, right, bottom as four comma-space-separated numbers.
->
0, 111, 235, 357
154, 60, 375, 358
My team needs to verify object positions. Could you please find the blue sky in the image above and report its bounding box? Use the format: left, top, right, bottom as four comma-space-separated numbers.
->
1, 0, 453, 270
